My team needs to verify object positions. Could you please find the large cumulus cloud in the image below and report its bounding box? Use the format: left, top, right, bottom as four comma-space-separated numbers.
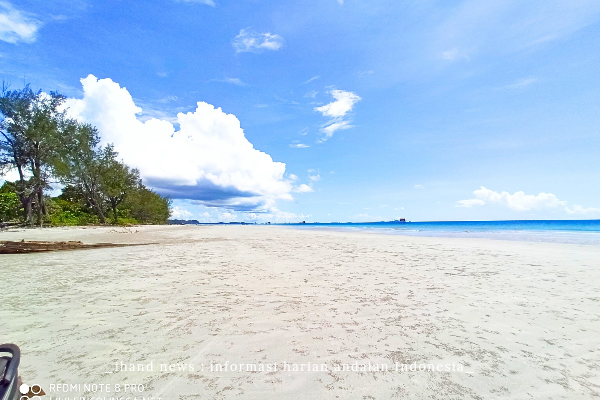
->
64, 75, 293, 211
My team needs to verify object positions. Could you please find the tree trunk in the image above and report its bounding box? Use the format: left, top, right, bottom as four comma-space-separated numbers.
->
83, 181, 106, 224
23, 198, 32, 225
15, 165, 33, 225
41, 194, 47, 216
97, 208, 106, 224
91, 199, 106, 224
112, 204, 118, 223
37, 188, 44, 227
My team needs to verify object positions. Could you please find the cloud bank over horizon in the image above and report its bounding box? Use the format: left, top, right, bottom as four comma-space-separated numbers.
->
457, 186, 600, 215
64, 75, 297, 212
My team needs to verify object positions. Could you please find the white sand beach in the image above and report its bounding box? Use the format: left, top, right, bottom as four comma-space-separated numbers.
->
1, 225, 599, 399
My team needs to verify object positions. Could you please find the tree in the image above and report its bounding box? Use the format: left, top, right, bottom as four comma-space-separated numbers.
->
98, 145, 141, 223
53, 121, 108, 223
54, 124, 157, 225
0, 84, 66, 225
2, 83, 172, 227
124, 187, 171, 224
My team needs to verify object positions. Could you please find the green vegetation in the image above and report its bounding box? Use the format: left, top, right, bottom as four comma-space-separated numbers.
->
0, 83, 171, 226
0, 190, 21, 222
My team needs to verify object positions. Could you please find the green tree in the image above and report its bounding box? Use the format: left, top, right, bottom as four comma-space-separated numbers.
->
98, 145, 141, 223
54, 121, 108, 223
2, 84, 172, 227
124, 187, 171, 224
54, 123, 169, 225
0, 84, 66, 225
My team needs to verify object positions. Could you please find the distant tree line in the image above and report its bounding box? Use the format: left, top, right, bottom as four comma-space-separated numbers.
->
0, 84, 171, 226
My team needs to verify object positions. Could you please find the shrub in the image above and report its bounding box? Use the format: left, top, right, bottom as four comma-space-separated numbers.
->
46, 197, 99, 226
115, 217, 139, 226
0, 192, 22, 222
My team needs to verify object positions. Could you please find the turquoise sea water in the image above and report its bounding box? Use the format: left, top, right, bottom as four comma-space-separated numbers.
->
284, 220, 600, 245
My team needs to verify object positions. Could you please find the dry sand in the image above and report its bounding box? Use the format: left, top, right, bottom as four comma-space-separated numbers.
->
1, 225, 599, 399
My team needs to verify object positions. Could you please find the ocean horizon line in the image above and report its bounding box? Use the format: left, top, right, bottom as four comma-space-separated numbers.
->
280, 218, 600, 224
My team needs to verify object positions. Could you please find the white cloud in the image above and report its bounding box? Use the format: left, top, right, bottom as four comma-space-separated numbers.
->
309, 173, 321, 182
293, 184, 314, 193
156, 95, 179, 103
351, 213, 382, 222
232, 28, 284, 53
266, 209, 312, 223
457, 187, 565, 211
502, 77, 538, 89
177, 0, 216, 6
274, 95, 299, 105
456, 198, 486, 208
0, 168, 21, 185
223, 208, 312, 223
320, 120, 353, 139
0, 2, 41, 44
302, 76, 320, 85
50, 14, 69, 22
64, 75, 294, 212
289, 143, 309, 148
170, 206, 193, 219
219, 212, 237, 221
414, 184, 424, 189
435, 1, 600, 61
456, 187, 599, 216
215, 77, 246, 86
565, 205, 600, 215
315, 90, 361, 119
441, 49, 457, 60
175, 200, 311, 224
314, 90, 361, 140
441, 47, 469, 61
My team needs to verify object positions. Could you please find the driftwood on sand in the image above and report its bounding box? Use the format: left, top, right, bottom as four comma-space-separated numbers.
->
0, 240, 145, 254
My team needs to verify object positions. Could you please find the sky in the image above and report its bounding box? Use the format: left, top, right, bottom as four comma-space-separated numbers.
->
1, 0, 600, 222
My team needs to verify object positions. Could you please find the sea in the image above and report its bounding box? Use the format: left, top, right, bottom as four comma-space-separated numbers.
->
284, 220, 600, 245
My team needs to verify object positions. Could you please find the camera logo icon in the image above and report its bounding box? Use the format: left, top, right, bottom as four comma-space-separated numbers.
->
19, 383, 45, 400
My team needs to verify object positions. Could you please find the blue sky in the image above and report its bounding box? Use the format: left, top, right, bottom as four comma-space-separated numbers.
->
2, 0, 600, 222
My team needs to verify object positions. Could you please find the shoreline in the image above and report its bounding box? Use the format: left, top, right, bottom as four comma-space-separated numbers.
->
3, 222, 600, 245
